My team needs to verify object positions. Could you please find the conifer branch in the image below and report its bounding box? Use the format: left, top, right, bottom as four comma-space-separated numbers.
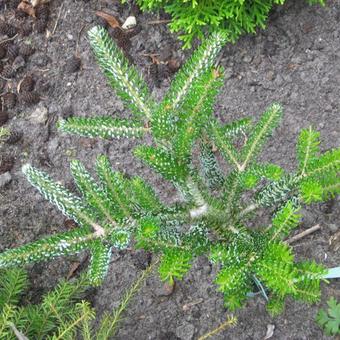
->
199, 139, 225, 189
51, 301, 95, 340
134, 145, 189, 183
87, 241, 112, 286
305, 148, 340, 177
70, 160, 117, 226
159, 248, 192, 285
240, 104, 282, 171
58, 117, 149, 139
320, 173, 340, 199
297, 127, 320, 175
268, 201, 301, 241
95, 155, 133, 219
239, 163, 283, 189
0, 304, 16, 337
0, 228, 99, 268
220, 118, 252, 138
129, 177, 163, 214
0, 268, 28, 310
22, 164, 96, 227
152, 31, 228, 139
172, 68, 224, 160
210, 122, 242, 170
223, 172, 242, 215
88, 26, 153, 119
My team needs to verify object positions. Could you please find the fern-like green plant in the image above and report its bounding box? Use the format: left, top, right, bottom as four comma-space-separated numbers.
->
0, 264, 154, 339
0, 26, 339, 317
122, 0, 325, 48
0, 268, 91, 339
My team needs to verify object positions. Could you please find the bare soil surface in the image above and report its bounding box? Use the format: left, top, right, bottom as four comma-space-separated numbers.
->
0, 0, 339, 339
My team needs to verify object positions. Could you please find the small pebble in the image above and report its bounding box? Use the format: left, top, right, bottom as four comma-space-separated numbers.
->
0, 172, 12, 188
175, 322, 195, 340
12, 55, 26, 71
30, 105, 48, 124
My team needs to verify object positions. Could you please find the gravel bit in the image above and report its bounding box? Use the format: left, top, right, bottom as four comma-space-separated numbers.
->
65, 55, 81, 73
19, 43, 35, 57
7, 0, 20, 10
19, 91, 40, 105
5, 24, 18, 38
19, 75, 35, 93
60, 105, 74, 118
2, 92, 17, 109
35, 4, 50, 21
1, 65, 15, 79
0, 45, 6, 59
5, 129, 23, 144
0, 21, 11, 35
12, 55, 26, 72
20, 22, 32, 37
0, 111, 9, 126
150, 63, 161, 88
35, 19, 48, 34
0, 156, 15, 174
6, 44, 19, 62
125, 25, 142, 39
0, 79, 5, 92
15, 9, 28, 20
0, 172, 12, 188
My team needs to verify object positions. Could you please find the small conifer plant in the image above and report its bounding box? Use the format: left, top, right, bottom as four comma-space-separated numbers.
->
0, 26, 339, 315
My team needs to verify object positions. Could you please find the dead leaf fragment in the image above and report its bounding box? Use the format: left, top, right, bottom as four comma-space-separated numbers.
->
18, 2, 36, 17
162, 281, 175, 296
182, 298, 204, 311
96, 11, 121, 29
30, 0, 50, 7
66, 262, 81, 280
264, 324, 275, 340
330, 230, 340, 252
167, 58, 181, 73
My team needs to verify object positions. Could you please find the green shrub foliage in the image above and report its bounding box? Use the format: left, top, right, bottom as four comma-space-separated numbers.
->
0, 26, 339, 315
123, 0, 325, 48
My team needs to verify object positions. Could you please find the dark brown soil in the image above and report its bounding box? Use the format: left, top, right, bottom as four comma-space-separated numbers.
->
0, 0, 339, 339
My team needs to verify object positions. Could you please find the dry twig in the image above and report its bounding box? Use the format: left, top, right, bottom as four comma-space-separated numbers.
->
285, 224, 321, 244
147, 19, 171, 25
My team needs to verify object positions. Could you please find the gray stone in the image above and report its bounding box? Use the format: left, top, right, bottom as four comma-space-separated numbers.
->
328, 224, 338, 233
32, 53, 51, 67
48, 138, 59, 153
12, 56, 25, 71
243, 55, 253, 63
30, 105, 48, 124
175, 322, 195, 340
0, 172, 12, 188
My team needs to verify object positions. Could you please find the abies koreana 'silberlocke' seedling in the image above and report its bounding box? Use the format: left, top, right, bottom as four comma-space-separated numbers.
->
1, 26, 339, 315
